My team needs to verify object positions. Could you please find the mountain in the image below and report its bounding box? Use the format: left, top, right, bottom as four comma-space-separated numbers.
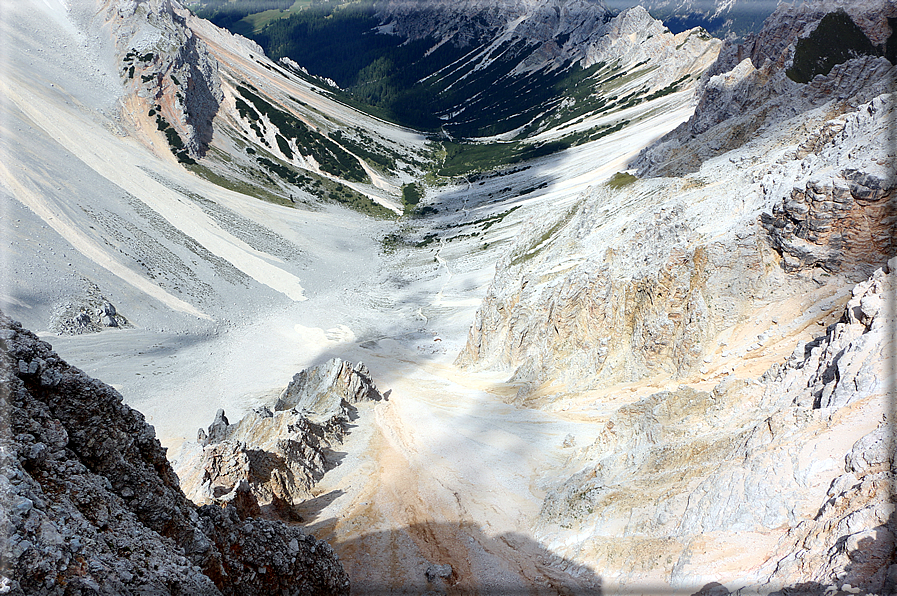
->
0, 314, 349, 594
193, 0, 725, 138
1, 0, 894, 593
455, 0, 895, 590
604, 0, 780, 38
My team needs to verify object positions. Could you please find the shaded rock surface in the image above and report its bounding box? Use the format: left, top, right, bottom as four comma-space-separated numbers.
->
102, 0, 223, 160
0, 313, 349, 595
376, 0, 614, 54
174, 358, 382, 517
633, 0, 896, 177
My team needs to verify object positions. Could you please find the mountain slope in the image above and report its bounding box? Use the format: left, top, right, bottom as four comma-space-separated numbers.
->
210, 0, 723, 139
605, 0, 779, 38
1, 0, 894, 593
0, 313, 349, 594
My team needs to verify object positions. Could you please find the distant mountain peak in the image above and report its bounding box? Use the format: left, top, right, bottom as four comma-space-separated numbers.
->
604, 0, 780, 38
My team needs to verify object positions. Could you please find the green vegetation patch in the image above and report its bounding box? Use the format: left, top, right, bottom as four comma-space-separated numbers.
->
329, 129, 398, 174
187, 162, 289, 205
438, 140, 571, 178
236, 84, 369, 183
327, 185, 394, 218
401, 183, 423, 214
607, 171, 638, 189
190, 0, 301, 36
154, 110, 196, 165
787, 10, 878, 83
476, 205, 521, 231
257, 155, 310, 185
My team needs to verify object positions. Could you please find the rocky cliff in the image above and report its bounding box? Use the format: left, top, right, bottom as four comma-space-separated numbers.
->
173, 358, 383, 519
606, 0, 778, 39
451, 0, 896, 590
102, 0, 223, 162
0, 314, 349, 595
634, 0, 896, 176
457, 0, 895, 396
536, 259, 895, 593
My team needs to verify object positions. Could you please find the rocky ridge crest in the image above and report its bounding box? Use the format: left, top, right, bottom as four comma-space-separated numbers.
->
0, 314, 349, 595
173, 358, 383, 519
376, 0, 718, 88
103, 0, 223, 161
633, 0, 896, 176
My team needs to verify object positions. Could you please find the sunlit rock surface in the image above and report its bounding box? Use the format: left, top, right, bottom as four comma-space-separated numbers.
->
173, 358, 383, 518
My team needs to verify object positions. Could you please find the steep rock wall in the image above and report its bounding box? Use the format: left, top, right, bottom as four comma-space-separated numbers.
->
0, 314, 349, 595
103, 0, 223, 160
535, 260, 895, 592
457, 0, 895, 395
634, 0, 896, 177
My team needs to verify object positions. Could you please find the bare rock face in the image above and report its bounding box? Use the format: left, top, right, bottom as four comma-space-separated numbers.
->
47, 278, 131, 335
0, 313, 349, 595
457, 208, 776, 393
763, 257, 896, 412
275, 358, 383, 422
376, 1, 718, 87
458, 0, 894, 395
102, 0, 223, 161
182, 408, 331, 518
175, 358, 382, 518
633, 0, 896, 177
762, 148, 896, 277
536, 260, 895, 593
583, 6, 721, 85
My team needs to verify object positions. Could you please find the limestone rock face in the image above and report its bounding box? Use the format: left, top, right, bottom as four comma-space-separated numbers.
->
275, 358, 383, 423
535, 260, 895, 592
763, 257, 896, 412
102, 0, 223, 160
175, 358, 382, 517
181, 408, 331, 517
47, 278, 131, 336
375, 0, 718, 86
762, 144, 896, 277
458, 0, 894, 395
633, 0, 896, 177
457, 206, 777, 393
583, 6, 721, 87
0, 313, 349, 595
627, 0, 777, 39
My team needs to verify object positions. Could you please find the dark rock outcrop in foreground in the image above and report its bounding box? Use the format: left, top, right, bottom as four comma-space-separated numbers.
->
0, 313, 349, 596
